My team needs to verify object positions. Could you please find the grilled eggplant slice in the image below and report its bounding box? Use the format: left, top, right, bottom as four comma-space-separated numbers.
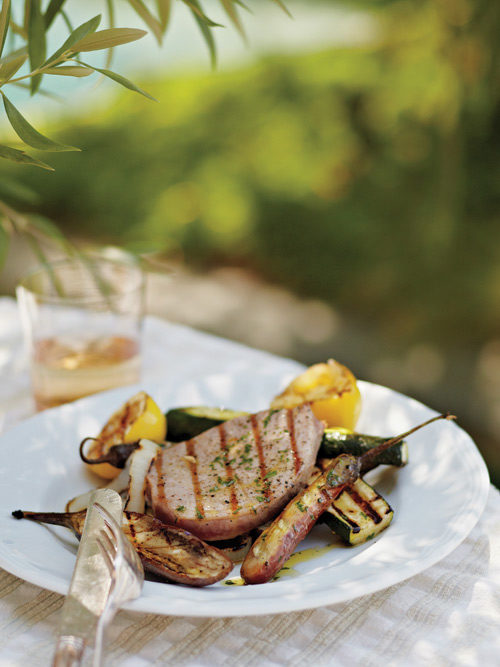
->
12, 508, 233, 587
321, 477, 393, 545
121, 512, 233, 585
165, 406, 248, 441
321, 429, 408, 472
240, 454, 360, 585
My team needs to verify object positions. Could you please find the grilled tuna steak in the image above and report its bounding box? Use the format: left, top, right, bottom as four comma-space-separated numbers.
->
146, 405, 324, 540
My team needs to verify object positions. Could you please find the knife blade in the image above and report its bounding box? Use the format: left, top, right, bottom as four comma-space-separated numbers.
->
52, 488, 123, 667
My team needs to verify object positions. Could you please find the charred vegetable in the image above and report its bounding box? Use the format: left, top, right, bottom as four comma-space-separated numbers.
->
123, 439, 159, 513
321, 478, 394, 545
69, 438, 160, 514
241, 413, 454, 584
165, 406, 248, 442
80, 438, 140, 469
321, 428, 408, 472
66, 461, 131, 512
241, 454, 360, 584
13, 508, 233, 587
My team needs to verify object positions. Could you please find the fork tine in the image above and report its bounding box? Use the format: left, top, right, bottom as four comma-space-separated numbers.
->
100, 529, 118, 561
100, 524, 118, 557
95, 503, 122, 538
96, 534, 116, 574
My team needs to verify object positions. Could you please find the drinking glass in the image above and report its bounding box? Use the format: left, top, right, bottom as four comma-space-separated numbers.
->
16, 253, 144, 410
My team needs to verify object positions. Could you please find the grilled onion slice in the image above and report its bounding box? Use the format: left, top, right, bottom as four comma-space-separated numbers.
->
67, 438, 159, 514
12, 508, 233, 587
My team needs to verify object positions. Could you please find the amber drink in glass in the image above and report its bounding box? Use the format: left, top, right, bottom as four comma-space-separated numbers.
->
17, 254, 144, 410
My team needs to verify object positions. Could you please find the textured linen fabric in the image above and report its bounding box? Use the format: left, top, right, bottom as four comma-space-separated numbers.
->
0, 297, 499, 667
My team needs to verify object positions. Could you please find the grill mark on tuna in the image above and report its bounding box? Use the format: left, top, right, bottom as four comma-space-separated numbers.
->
186, 439, 205, 519
349, 488, 382, 524
250, 414, 271, 502
287, 409, 302, 475
218, 424, 239, 513
154, 453, 166, 506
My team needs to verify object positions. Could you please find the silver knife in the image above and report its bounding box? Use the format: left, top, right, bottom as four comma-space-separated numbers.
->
52, 488, 123, 667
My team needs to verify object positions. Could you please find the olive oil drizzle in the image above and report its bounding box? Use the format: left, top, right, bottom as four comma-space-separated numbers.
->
223, 544, 337, 585
273, 545, 335, 580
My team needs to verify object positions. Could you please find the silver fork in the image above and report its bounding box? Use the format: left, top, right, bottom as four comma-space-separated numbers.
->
92, 504, 144, 667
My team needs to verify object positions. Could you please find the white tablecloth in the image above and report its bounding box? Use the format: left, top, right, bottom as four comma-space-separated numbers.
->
0, 297, 499, 666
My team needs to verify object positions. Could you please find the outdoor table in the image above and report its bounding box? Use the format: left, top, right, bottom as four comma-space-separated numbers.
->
0, 296, 499, 666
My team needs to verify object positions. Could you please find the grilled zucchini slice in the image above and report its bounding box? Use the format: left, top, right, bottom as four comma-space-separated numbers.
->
322, 477, 394, 545
165, 406, 248, 441
321, 428, 408, 471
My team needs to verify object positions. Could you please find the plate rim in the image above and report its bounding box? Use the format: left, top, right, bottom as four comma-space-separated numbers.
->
0, 378, 490, 617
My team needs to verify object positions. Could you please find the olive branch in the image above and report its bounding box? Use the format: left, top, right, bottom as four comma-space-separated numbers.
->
0, 0, 289, 270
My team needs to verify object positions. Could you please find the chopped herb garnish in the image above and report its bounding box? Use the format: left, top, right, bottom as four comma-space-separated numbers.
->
295, 500, 306, 512
262, 409, 278, 428
176, 505, 185, 512
209, 486, 219, 493
210, 455, 224, 470
264, 470, 277, 479
256, 495, 266, 502
218, 476, 235, 487
195, 509, 204, 520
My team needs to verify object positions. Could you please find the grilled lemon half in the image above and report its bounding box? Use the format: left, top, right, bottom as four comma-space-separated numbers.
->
270, 359, 361, 429
87, 390, 166, 479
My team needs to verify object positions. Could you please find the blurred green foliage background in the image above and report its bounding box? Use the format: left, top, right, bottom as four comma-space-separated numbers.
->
1, 0, 499, 481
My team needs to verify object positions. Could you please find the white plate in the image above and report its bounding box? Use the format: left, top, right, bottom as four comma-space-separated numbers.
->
0, 374, 490, 617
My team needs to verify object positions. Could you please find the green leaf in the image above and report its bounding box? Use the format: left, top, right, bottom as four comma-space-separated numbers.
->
60, 8, 73, 33
189, 2, 217, 68
9, 20, 26, 40
0, 143, 54, 170
234, 0, 251, 12
77, 60, 157, 101
0, 176, 40, 204
128, 0, 163, 45
0, 52, 28, 80
28, 0, 46, 94
0, 221, 9, 267
269, 0, 292, 18
45, 65, 92, 77
1, 92, 79, 152
0, 0, 10, 59
0, 44, 26, 64
183, 1, 224, 27
71, 27, 147, 52
43, 14, 101, 66
219, 0, 245, 39
44, 0, 66, 28
156, 0, 171, 31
